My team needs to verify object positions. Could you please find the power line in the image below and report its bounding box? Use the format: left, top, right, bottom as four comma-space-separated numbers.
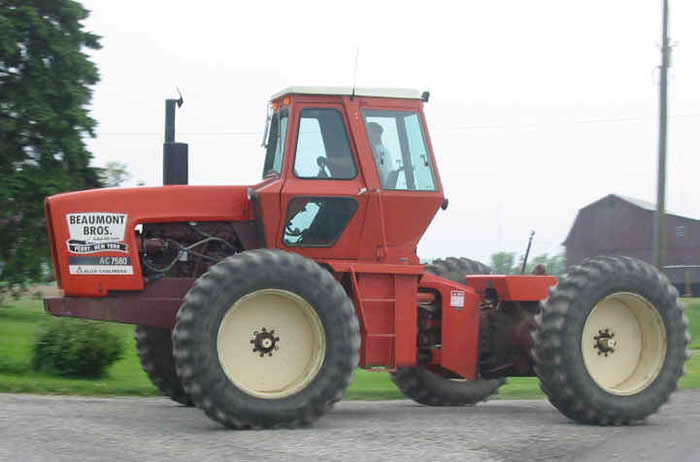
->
94, 113, 700, 137
94, 131, 261, 136
444, 113, 699, 132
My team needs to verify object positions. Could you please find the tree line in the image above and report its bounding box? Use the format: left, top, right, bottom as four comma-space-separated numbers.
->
489, 251, 567, 277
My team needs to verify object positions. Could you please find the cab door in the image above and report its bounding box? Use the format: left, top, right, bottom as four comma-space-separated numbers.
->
278, 104, 368, 260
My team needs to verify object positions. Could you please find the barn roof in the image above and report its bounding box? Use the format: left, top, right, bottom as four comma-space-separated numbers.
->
614, 195, 656, 212
563, 194, 700, 245
582, 194, 694, 218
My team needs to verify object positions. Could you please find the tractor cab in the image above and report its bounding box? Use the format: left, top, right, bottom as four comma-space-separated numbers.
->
252, 86, 445, 264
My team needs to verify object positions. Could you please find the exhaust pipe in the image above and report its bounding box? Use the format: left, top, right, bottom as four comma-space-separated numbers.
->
163, 90, 188, 185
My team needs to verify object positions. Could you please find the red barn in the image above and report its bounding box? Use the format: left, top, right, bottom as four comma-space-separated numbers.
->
564, 194, 700, 295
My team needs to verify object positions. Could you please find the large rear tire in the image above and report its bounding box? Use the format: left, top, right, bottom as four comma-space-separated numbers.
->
134, 325, 192, 406
425, 257, 492, 282
390, 257, 506, 406
533, 256, 690, 425
173, 249, 360, 429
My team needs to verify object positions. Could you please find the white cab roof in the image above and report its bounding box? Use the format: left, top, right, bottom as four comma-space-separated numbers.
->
271, 86, 423, 100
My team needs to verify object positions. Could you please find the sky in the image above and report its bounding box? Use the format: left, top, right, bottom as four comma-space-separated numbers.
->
80, 0, 700, 264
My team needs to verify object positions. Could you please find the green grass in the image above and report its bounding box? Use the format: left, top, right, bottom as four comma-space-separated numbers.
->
683, 298, 700, 349
0, 298, 38, 375
0, 299, 157, 396
345, 372, 545, 400
346, 370, 403, 400
0, 298, 699, 399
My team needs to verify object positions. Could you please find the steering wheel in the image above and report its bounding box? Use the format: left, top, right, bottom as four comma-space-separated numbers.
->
285, 223, 304, 237
385, 165, 416, 189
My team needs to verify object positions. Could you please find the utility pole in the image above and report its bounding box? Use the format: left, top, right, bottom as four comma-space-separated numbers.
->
653, 0, 671, 269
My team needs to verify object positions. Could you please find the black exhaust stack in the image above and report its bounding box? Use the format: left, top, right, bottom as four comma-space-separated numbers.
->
163, 90, 188, 185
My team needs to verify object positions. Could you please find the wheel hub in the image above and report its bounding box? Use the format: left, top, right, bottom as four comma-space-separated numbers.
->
250, 327, 280, 357
593, 329, 617, 356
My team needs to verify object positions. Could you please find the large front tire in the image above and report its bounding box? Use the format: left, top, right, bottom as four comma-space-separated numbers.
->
533, 256, 690, 425
173, 249, 360, 429
391, 257, 505, 406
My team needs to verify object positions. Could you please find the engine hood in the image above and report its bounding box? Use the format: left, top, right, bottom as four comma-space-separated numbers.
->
45, 185, 253, 296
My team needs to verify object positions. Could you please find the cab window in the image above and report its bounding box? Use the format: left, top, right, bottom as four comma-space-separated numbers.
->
362, 110, 437, 191
283, 197, 358, 247
294, 109, 357, 179
262, 110, 288, 178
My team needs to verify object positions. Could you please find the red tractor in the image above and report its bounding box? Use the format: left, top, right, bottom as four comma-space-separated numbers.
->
44, 87, 689, 429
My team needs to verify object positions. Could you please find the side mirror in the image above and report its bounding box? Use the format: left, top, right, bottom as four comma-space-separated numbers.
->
441, 198, 449, 210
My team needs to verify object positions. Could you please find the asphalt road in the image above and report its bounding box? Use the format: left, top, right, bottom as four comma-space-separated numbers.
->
1, 391, 699, 462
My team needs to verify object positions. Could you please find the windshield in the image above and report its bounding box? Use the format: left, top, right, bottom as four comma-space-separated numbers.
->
362, 109, 437, 191
262, 109, 288, 178
294, 108, 357, 179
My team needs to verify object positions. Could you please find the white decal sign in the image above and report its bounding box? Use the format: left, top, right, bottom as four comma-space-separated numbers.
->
65, 212, 129, 254
67, 256, 133, 275
450, 290, 465, 310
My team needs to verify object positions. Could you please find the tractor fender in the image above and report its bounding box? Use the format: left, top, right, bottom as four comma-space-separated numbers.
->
466, 275, 558, 302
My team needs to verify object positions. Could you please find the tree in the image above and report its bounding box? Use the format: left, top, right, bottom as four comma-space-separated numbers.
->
0, 1, 102, 292
490, 251, 517, 274
519, 253, 568, 277
100, 161, 132, 187
489, 251, 568, 277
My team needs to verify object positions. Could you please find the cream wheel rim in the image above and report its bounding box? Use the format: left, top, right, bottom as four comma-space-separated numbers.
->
581, 292, 667, 396
216, 289, 326, 399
